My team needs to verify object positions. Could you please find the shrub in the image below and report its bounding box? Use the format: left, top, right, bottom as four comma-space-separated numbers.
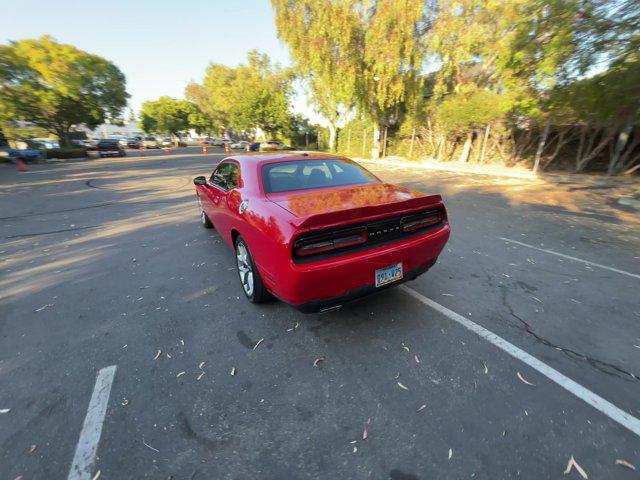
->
45, 148, 87, 159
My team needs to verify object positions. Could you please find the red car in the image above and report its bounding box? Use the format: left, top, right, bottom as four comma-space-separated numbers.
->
194, 152, 450, 313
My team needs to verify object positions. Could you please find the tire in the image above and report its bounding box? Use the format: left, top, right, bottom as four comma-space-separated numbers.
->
198, 198, 213, 228
235, 236, 271, 303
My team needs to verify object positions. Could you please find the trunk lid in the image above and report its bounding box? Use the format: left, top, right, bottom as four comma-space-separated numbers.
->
267, 183, 443, 229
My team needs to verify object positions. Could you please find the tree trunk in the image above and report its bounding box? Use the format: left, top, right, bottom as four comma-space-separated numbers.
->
372, 124, 381, 159
609, 123, 633, 175
533, 119, 551, 174
459, 131, 473, 162
436, 135, 445, 162
577, 130, 615, 172
409, 128, 416, 158
480, 124, 490, 164
328, 123, 337, 152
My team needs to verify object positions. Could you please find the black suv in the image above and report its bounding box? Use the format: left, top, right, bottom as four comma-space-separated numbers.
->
97, 139, 126, 158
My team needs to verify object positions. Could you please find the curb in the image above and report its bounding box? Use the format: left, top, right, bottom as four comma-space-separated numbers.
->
353, 157, 538, 180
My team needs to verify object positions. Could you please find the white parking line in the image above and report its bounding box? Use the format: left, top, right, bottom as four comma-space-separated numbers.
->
499, 237, 640, 280
401, 286, 640, 438
68, 365, 117, 480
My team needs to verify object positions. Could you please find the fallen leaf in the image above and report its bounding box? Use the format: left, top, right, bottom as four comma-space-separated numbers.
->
483, 362, 488, 374
401, 343, 410, 352
253, 338, 264, 350
142, 438, 159, 453
615, 459, 636, 470
0, 408, 10, 414
121, 399, 129, 406
230, 367, 236, 376
197, 371, 205, 381
517, 372, 536, 386
362, 425, 368, 440
91, 471, 101, 480
352, 446, 358, 453
176, 371, 185, 378
28, 445, 37, 454
414, 355, 420, 364
564, 456, 588, 479
35, 304, 54, 312
394, 372, 400, 379
313, 356, 326, 367
198, 361, 205, 369
448, 448, 453, 460
417, 404, 427, 412
397, 382, 409, 390
153, 350, 161, 360
180, 339, 184, 346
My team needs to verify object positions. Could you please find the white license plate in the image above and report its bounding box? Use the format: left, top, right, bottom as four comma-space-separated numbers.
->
375, 262, 403, 287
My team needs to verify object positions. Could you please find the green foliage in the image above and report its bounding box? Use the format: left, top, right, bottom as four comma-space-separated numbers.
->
139, 97, 211, 135
45, 147, 87, 159
0, 36, 128, 146
435, 89, 511, 134
186, 50, 294, 136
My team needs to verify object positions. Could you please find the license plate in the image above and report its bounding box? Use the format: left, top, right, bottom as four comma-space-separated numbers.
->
375, 262, 403, 287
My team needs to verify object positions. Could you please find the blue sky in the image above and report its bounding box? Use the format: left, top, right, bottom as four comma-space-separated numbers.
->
0, 0, 319, 121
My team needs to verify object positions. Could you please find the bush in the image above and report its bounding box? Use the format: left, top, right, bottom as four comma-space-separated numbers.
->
178, 141, 187, 147
45, 147, 87, 159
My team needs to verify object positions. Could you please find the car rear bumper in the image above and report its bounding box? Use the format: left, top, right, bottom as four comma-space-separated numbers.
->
273, 224, 450, 312
292, 258, 437, 313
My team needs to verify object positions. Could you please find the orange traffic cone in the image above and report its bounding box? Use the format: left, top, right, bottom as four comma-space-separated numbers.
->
202, 142, 208, 155
18, 159, 28, 172
225, 143, 230, 154
164, 146, 169, 155
139, 148, 145, 157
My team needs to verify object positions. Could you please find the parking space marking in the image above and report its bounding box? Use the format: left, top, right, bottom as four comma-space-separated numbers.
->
401, 286, 640, 437
68, 365, 117, 480
499, 237, 640, 280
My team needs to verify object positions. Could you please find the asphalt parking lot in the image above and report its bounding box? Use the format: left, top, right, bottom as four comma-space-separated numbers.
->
1, 148, 639, 479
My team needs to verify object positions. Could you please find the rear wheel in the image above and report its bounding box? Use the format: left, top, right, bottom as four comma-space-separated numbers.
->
235, 236, 270, 303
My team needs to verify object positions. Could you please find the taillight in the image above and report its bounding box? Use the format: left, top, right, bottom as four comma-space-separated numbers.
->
401, 210, 442, 232
295, 228, 366, 257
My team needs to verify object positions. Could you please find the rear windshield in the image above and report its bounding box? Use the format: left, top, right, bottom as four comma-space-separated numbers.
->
262, 158, 377, 194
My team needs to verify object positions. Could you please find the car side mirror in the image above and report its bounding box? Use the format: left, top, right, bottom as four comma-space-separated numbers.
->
193, 176, 206, 186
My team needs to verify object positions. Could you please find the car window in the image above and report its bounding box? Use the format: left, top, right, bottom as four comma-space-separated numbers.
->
210, 162, 239, 190
263, 159, 378, 193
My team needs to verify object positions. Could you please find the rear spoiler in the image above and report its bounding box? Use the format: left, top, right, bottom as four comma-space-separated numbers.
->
291, 194, 443, 230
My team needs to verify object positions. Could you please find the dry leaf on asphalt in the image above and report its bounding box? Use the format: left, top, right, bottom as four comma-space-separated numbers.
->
313, 356, 326, 367
198, 361, 205, 369
121, 399, 129, 406
517, 372, 536, 386
401, 343, 410, 352
197, 371, 205, 381
415, 355, 420, 364
615, 459, 636, 470
153, 350, 161, 360
397, 382, 409, 390
0, 408, 10, 414
394, 372, 400, 379
91, 471, 101, 480
417, 404, 427, 412
564, 456, 588, 479
176, 371, 185, 378
35, 304, 54, 312
362, 425, 368, 440
448, 448, 453, 460
483, 362, 488, 374
253, 338, 264, 350
230, 367, 236, 376
28, 445, 37, 454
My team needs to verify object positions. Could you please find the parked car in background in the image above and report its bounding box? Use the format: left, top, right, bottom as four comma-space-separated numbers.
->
230, 140, 251, 149
108, 136, 128, 148
127, 137, 143, 149
30, 138, 60, 149
97, 139, 126, 158
71, 139, 94, 149
142, 136, 161, 149
160, 137, 172, 147
260, 140, 291, 151
248, 142, 261, 152
210, 138, 227, 147
0, 145, 43, 161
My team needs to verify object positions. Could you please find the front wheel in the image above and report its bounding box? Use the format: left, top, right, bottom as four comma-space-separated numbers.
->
198, 198, 213, 228
235, 236, 271, 303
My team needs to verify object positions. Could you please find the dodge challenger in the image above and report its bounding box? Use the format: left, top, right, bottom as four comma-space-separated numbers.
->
194, 152, 450, 313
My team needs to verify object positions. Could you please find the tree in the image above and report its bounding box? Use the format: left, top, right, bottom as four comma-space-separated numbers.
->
139, 97, 211, 139
186, 50, 294, 138
271, 0, 361, 150
0, 36, 128, 147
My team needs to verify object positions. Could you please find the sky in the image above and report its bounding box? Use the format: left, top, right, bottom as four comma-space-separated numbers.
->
0, 0, 322, 123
